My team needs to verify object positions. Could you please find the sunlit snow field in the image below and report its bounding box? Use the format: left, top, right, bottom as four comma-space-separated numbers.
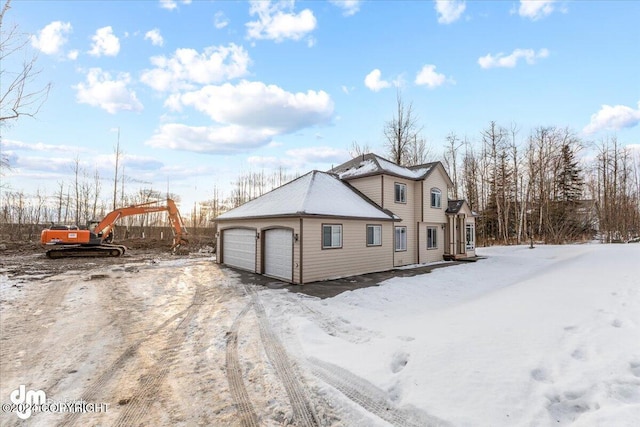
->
264, 244, 640, 426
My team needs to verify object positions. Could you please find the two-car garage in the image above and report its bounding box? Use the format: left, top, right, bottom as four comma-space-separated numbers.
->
221, 228, 293, 282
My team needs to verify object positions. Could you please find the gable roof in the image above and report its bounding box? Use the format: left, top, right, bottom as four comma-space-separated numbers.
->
216, 170, 395, 221
330, 153, 453, 186
446, 199, 478, 217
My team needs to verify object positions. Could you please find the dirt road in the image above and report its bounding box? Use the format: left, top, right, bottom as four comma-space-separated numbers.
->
1, 249, 442, 426
0, 249, 322, 426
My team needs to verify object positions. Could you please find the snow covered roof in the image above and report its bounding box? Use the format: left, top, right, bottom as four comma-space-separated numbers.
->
217, 171, 395, 220
446, 200, 465, 214
331, 153, 436, 181
446, 199, 479, 217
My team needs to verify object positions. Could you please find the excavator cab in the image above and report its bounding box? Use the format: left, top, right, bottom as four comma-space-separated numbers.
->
87, 220, 113, 243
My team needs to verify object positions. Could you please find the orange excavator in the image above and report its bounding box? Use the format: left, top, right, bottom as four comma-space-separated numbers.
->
40, 199, 188, 259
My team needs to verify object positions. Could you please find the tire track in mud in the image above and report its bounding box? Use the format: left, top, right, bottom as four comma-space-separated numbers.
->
307, 357, 450, 427
58, 284, 207, 427
243, 284, 320, 427
111, 283, 206, 427
225, 302, 260, 427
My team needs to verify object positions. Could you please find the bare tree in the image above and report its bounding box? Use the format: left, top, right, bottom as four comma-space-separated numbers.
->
0, 0, 52, 124
443, 132, 464, 198
349, 140, 371, 158
383, 90, 421, 165
112, 128, 122, 210
404, 134, 431, 166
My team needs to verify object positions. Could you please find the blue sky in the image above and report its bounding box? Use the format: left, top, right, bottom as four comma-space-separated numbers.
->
2, 0, 639, 210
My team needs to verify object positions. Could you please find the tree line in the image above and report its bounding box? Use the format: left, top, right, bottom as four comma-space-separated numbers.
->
379, 92, 639, 245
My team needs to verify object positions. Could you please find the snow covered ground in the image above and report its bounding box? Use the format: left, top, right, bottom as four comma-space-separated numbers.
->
262, 244, 640, 426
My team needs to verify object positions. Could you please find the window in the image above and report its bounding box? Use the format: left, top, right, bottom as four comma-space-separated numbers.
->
395, 226, 407, 251
427, 226, 438, 249
466, 223, 475, 250
395, 183, 407, 203
322, 224, 342, 249
367, 225, 382, 246
431, 188, 442, 208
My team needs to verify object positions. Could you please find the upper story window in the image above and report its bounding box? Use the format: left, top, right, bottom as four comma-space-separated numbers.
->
431, 188, 442, 208
395, 183, 407, 203
367, 224, 382, 246
322, 224, 342, 249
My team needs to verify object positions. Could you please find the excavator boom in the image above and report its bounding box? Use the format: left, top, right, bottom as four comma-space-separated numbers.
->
41, 199, 189, 258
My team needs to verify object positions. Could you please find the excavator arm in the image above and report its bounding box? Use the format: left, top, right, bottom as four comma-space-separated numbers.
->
94, 199, 189, 249
41, 199, 189, 258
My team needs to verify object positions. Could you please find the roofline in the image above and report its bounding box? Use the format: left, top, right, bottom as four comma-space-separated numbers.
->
215, 213, 399, 222
333, 154, 454, 184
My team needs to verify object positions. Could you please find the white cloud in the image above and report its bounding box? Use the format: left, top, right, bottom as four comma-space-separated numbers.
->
246, 0, 317, 42
88, 26, 120, 57
1, 139, 88, 153
168, 80, 334, 134
478, 48, 549, 68
330, 0, 362, 17
144, 28, 164, 46
583, 101, 640, 135
434, 0, 466, 24
73, 68, 143, 114
159, 0, 191, 10
415, 64, 453, 88
518, 0, 556, 20
145, 123, 275, 154
140, 44, 251, 92
214, 11, 229, 29
364, 69, 391, 92
67, 50, 79, 60
31, 21, 72, 55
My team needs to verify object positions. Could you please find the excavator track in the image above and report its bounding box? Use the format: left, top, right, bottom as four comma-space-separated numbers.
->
46, 244, 127, 259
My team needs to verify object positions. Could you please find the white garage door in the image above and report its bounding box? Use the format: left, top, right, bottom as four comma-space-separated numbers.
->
223, 229, 256, 271
264, 229, 293, 282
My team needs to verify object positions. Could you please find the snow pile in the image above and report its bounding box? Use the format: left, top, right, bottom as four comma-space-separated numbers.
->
265, 244, 640, 426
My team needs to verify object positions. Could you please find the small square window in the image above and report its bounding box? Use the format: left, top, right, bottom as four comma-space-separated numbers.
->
395, 183, 407, 203
367, 225, 382, 246
322, 224, 342, 249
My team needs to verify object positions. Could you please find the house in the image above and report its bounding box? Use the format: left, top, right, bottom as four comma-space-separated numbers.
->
215, 153, 476, 284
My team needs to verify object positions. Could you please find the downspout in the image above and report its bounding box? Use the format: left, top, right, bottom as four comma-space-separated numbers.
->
417, 221, 420, 264
421, 181, 424, 222
299, 217, 303, 285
